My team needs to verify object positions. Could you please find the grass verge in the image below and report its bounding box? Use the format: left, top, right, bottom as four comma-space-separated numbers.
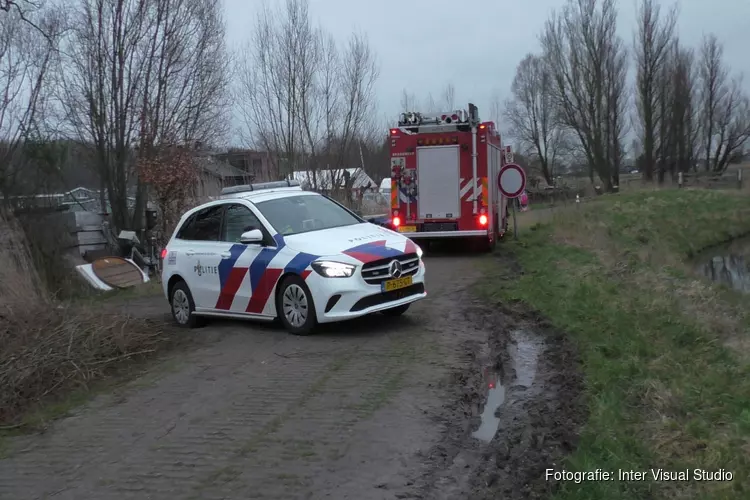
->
480, 189, 750, 500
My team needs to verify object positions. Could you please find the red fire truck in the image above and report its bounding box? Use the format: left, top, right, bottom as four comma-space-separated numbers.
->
388, 103, 508, 251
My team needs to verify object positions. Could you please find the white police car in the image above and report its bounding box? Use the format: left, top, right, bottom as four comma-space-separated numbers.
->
160, 180, 426, 335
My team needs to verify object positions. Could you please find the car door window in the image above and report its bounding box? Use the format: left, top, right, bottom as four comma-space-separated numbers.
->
176, 214, 198, 240
222, 204, 264, 243
179, 205, 223, 241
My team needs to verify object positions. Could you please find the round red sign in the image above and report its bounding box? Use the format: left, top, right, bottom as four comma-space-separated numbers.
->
498, 163, 526, 198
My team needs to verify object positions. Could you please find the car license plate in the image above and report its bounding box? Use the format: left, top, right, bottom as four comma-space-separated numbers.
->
397, 225, 416, 233
382, 276, 413, 292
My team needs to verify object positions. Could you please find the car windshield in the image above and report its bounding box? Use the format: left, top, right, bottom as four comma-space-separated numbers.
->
255, 194, 362, 236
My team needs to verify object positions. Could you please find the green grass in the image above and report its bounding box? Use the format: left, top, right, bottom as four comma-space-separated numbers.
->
480, 189, 750, 500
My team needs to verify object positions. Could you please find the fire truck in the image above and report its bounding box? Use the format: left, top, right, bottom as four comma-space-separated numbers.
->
388, 103, 509, 251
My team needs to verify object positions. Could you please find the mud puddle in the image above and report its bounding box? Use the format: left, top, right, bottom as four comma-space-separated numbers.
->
695, 236, 750, 293
471, 330, 541, 444
414, 288, 584, 500
471, 367, 505, 442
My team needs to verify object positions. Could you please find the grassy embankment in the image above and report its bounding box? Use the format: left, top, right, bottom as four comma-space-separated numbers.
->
482, 189, 750, 500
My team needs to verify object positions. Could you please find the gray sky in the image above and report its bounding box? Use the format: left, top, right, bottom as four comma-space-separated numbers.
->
223, 0, 750, 136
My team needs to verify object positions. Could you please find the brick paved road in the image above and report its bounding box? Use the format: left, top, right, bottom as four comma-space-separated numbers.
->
0, 254, 487, 500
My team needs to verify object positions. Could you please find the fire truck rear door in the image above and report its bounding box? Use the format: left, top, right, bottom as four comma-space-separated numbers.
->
416, 145, 460, 219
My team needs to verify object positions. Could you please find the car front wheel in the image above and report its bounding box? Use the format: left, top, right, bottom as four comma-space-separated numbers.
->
277, 275, 317, 335
170, 280, 203, 328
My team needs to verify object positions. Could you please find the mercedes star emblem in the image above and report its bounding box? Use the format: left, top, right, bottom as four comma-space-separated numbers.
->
388, 259, 402, 278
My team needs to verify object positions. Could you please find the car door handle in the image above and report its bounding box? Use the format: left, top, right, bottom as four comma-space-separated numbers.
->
220, 252, 231, 258
185, 250, 196, 256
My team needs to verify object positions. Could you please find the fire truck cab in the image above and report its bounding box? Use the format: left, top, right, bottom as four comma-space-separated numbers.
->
388, 103, 508, 251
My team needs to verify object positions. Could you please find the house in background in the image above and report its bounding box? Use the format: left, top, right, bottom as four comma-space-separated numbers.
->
290, 167, 377, 194
194, 153, 254, 189
212, 149, 275, 183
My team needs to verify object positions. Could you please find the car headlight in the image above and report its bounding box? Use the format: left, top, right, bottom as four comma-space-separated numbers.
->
416, 244, 423, 259
311, 260, 356, 278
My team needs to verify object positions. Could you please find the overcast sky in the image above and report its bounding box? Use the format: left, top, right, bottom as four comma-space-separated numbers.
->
223, 0, 750, 139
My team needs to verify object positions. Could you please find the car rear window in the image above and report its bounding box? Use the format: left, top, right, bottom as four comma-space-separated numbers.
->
255, 194, 362, 236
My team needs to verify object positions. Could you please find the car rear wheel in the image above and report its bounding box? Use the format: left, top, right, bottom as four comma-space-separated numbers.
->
381, 303, 410, 316
170, 280, 204, 328
277, 275, 317, 335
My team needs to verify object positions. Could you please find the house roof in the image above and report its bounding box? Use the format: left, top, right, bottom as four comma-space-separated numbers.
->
290, 168, 377, 190
195, 156, 251, 179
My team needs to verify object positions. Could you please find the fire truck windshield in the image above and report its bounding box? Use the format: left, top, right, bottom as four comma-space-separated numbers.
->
255, 194, 363, 236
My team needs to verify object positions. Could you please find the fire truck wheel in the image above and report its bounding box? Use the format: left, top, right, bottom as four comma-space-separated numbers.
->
380, 304, 410, 316
481, 236, 496, 253
276, 275, 318, 335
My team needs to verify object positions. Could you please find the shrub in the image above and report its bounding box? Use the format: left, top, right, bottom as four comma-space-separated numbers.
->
0, 209, 174, 425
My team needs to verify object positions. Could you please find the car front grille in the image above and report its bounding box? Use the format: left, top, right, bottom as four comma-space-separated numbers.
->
360, 252, 420, 285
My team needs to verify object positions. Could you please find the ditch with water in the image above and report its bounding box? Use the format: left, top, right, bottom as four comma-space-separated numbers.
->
695, 236, 750, 293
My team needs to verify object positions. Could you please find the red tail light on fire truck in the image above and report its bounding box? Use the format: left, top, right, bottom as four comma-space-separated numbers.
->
479, 214, 488, 226
392, 216, 401, 227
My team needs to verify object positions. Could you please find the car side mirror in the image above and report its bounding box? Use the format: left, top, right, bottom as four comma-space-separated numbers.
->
239, 229, 264, 244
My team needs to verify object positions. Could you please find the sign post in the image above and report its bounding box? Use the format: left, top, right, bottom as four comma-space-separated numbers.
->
498, 163, 527, 240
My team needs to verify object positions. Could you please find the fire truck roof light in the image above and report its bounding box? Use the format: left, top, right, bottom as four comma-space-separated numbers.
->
390, 129, 397, 134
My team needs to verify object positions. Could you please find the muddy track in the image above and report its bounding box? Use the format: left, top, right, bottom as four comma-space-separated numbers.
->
413, 275, 586, 499
0, 249, 583, 500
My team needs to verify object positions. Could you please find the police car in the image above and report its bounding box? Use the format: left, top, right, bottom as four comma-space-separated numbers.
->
160, 180, 426, 335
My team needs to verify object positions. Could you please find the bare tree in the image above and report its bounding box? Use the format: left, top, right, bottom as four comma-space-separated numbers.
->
0, 3, 59, 200
237, 0, 378, 193
697, 34, 728, 172
0, 0, 57, 41
504, 53, 563, 185
58, 0, 229, 231
442, 83, 455, 110
657, 40, 700, 179
423, 92, 437, 113
541, 0, 627, 191
323, 31, 379, 192
488, 90, 503, 129
606, 30, 629, 188
711, 76, 750, 172
400, 89, 417, 112
634, 0, 677, 182
237, 0, 317, 180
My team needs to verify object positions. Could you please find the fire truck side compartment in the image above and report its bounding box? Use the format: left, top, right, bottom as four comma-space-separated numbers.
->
416, 145, 460, 220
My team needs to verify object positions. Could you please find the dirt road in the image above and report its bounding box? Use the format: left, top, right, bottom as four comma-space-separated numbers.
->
0, 250, 583, 500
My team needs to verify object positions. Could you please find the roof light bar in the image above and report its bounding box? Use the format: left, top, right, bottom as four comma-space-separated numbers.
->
220, 179, 301, 196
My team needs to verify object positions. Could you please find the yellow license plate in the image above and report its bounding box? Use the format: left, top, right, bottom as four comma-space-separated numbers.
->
382, 276, 413, 292
397, 225, 416, 233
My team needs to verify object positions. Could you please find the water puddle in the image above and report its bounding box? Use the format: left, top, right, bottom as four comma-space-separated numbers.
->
471, 368, 505, 442
472, 330, 542, 443
509, 329, 541, 389
695, 237, 750, 293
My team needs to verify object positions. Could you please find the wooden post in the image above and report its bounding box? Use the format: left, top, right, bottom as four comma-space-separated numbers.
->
738, 169, 743, 190
678, 172, 683, 188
